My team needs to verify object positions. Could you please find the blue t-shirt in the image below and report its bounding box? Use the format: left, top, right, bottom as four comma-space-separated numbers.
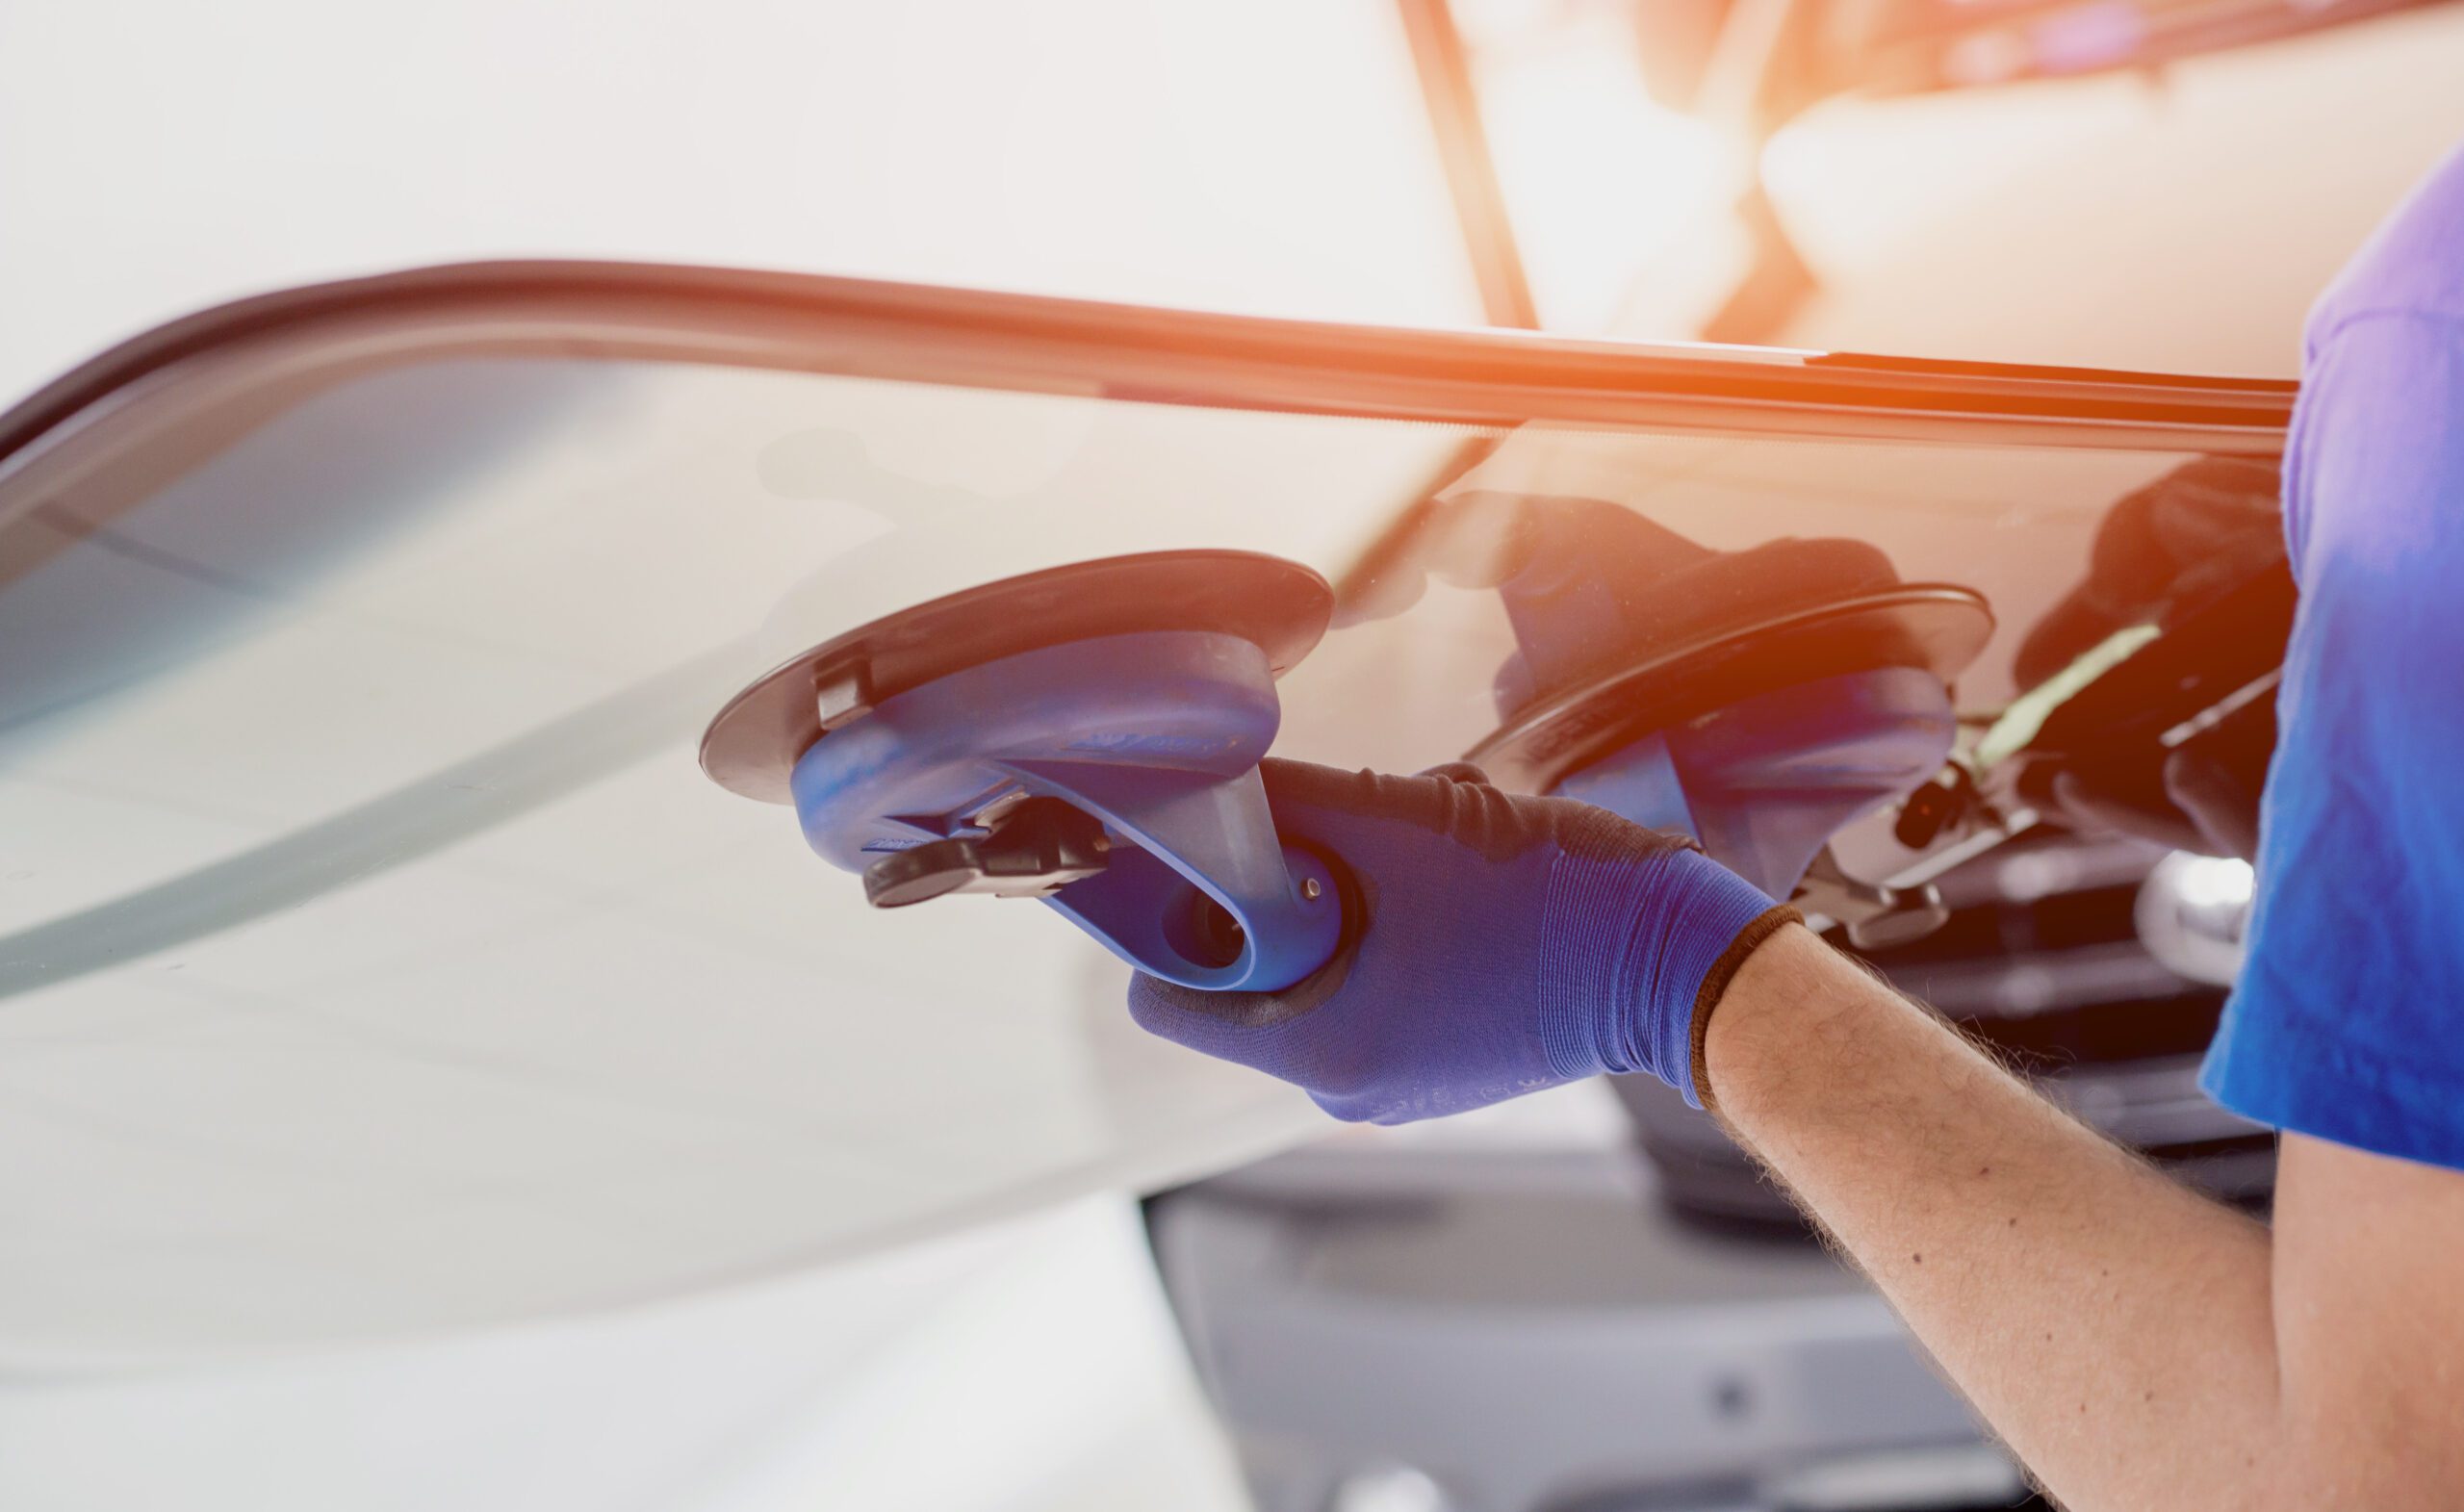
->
2199, 142, 2464, 1171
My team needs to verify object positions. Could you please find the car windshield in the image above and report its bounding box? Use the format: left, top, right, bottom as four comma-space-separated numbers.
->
0, 295, 2273, 1363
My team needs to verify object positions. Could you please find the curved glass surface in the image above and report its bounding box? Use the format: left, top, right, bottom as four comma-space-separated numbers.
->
0, 331, 2258, 1363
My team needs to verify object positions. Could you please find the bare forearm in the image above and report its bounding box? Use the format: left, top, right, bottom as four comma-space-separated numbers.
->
1703, 925, 2286, 1510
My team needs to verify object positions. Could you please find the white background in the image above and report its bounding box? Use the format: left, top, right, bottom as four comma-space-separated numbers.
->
0, 4, 1473, 1509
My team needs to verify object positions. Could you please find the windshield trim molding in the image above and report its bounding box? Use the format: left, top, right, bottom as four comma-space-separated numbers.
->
0, 260, 2292, 519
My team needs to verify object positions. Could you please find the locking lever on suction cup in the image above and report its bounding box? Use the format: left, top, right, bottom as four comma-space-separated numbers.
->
1794, 848, 1952, 952
862, 797, 1110, 909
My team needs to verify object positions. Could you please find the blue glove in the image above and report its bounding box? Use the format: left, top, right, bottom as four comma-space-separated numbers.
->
1125, 759, 1798, 1123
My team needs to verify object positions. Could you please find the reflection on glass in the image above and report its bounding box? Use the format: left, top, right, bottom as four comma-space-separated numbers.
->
0, 350, 2272, 1356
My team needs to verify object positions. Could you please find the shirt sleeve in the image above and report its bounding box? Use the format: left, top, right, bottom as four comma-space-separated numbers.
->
2198, 311, 2464, 1171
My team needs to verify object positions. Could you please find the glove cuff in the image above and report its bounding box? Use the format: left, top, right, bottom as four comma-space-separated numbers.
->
1686, 902, 1802, 1114
1538, 845, 1782, 1100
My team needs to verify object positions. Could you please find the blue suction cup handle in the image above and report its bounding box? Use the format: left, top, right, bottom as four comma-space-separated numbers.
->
787, 631, 1342, 992
1554, 666, 1959, 899
1012, 760, 1341, 992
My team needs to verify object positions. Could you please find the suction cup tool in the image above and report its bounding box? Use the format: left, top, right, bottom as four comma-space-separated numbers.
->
1469, 586, 1994, 794
702, 551, 1334, 805
1439, 494, 1994, 910
699, 551, 1344, 992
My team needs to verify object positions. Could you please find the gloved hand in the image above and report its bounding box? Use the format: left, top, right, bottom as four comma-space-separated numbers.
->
2014, 455, 2284, 861
2049, 695, 2272, 862
1125, 759, 1797, 1123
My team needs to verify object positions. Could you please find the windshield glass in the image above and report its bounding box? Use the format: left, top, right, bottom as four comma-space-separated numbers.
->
0, 346, 2249, 1361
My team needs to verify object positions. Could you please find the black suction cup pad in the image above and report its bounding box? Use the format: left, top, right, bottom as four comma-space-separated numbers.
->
701, 551, 1335, 804
1467, 586, 1994, 794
